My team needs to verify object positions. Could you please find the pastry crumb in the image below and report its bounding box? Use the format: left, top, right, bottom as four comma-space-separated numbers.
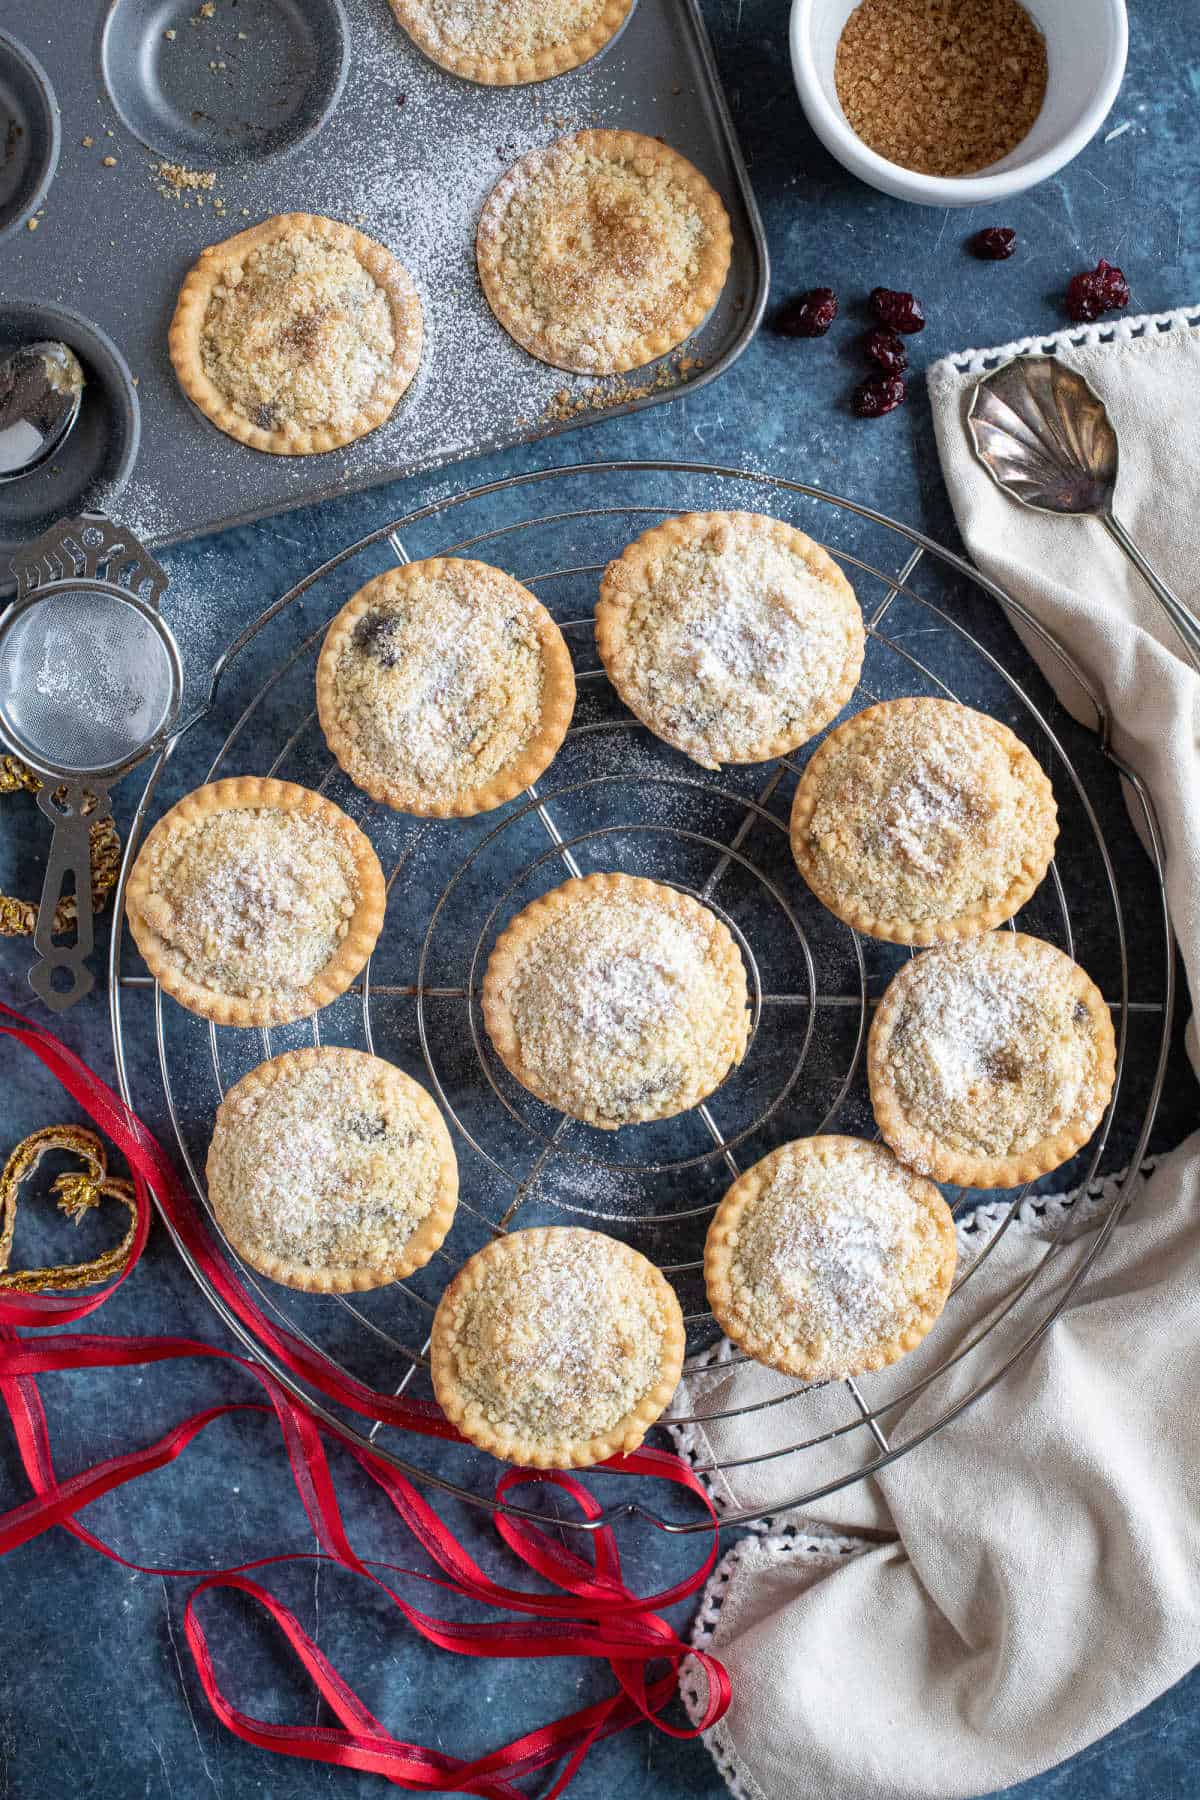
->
542, 353, 703, 421
153, 160, 217, 200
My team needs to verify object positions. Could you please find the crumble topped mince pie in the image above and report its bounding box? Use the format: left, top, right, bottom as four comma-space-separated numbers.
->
596, 511, 866, 768
430, 1225, 686, 1466
481, 872, 750, 1129
704, 1135, 957, 1382
169, 214, 423, 455
477, 129, 732, 374
316, 558, 576, 816
790, 697, 1059, 943
868, 932, 1117, 1188
389, 0, 633, 84
207, 1047, 458, 1292
125, 777, 386, 1028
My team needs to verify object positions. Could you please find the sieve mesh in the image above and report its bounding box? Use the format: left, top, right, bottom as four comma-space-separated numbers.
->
0, 586, 178, 777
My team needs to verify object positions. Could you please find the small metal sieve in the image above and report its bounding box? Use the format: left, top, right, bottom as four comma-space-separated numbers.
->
0, 514, 181, 1010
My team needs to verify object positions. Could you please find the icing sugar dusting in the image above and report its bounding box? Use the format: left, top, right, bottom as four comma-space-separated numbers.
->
725, 1141, 943, 1380
609, 516, 862, 768
885, 937, 1101, 1163
492, 882, 749, 1128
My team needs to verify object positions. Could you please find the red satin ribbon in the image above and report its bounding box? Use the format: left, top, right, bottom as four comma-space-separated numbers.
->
0, 997, 729, 1793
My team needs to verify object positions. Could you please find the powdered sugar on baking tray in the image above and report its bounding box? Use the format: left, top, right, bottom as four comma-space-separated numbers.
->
120, 0, 630, 548
303, 46, 586, 471
9, 0, 761, 566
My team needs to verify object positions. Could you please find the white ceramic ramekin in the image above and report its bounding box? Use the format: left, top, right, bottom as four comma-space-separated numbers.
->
789, 0, 1128, 207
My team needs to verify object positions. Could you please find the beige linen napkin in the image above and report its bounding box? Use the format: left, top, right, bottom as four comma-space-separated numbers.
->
676, 307, 1200, 1800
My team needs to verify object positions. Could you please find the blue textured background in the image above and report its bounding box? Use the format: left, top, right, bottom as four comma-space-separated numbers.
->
2, 1, 1199, 1795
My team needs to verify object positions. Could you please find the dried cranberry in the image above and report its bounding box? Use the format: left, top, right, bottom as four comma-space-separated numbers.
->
852, 374, 906, 417
774, 286, 839, 338
971, 226, 1017, 260
1065, 258, 1130, 323
869, 287, 925, 333
863, 326, 908, 375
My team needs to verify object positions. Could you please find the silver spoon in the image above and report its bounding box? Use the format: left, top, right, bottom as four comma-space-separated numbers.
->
967, 355, 1200, 676
0, 340, 85, 482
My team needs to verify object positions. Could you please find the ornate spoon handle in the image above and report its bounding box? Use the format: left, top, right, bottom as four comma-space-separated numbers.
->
1102, 510, 1200, 677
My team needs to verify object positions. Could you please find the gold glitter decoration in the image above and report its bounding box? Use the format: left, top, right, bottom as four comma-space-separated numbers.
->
0, 756, 121, 937
0, 1125, 139, 1293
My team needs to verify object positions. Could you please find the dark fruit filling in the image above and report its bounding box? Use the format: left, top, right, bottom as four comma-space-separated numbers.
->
351, 609, 403, 668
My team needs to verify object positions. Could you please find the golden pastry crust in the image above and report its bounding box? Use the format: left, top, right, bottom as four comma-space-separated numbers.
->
207, 1047, 458, 1293
125, 777, 386, 1028
389, 0, 633, 84
430, 1226, 685, 1466
316, 558, 576, 817
596, 511, 865, 769
169, 213, 423, 455
477, 129, 732, 374
704, 1135, 957, 1382
481, 872, 750, 1129
868, 933, 1117, 1188
790, 698, 1058, 944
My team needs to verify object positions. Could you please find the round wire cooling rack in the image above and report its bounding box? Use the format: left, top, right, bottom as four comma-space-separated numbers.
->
108, 461, 1176, 1536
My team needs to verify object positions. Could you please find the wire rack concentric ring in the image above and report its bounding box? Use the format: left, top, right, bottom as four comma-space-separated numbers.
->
109, 461, 1175, 1534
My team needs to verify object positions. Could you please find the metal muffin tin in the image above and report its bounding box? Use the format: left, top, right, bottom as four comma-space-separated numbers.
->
0, 0, 768, 566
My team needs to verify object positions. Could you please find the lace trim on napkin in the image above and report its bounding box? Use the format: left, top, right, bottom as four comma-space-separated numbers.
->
938, 305, 1200, 378
668, 1161, 1158, 1516
679, 1522, 877, 1795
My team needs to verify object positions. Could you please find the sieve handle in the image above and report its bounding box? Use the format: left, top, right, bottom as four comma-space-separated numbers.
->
28, 781, 108, 1013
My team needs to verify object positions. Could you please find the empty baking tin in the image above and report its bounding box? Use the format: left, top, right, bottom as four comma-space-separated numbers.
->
100, 0, 350, 167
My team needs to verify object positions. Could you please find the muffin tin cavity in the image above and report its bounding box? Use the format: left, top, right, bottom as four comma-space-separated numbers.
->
0, 302, 140, 562
100, 0, 349, 168
0, 30, 60, 241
